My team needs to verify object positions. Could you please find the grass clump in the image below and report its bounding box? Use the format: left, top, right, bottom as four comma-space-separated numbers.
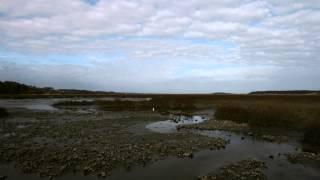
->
0, 107, 9, 118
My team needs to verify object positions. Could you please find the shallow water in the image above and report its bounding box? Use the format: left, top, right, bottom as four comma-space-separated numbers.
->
145, 115, 207, 133
0, 99, 60, 111
0, 97, 151, 111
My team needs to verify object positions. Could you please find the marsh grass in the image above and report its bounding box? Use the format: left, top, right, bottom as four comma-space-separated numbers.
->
215, 102, 302, 128
0, 107, 9, 118
214, 101, 320, 145
98, 98, 196, 111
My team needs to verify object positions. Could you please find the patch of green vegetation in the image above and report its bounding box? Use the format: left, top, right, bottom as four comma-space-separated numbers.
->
0, 107, 9, 118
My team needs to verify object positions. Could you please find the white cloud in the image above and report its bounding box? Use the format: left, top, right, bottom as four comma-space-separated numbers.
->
193, 1, 271, 22
0, 0, 319, 92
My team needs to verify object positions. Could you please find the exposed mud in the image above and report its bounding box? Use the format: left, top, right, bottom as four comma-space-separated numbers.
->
198, 159, 267, 180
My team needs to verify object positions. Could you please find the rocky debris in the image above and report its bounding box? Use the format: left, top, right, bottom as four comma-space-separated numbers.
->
247, 132, 254, 136
99, 171, 106, 177
2, 132, 16, 138
261, 135, 275, 142
83, 166, 92, 175
286, 152, 320, 164
198, 159, 268, 180
181, 152, 193, 158
0, 113, 227, 178
253, 134, 288, 143
178, 120, 249, 132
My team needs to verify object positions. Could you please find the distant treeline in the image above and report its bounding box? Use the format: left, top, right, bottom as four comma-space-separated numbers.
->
1, 81, 319, 95
0, 81, 46, 94
0, 81, 114, 95
249, 90, 320, 95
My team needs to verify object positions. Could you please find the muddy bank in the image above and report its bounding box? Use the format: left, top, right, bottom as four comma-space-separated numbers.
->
287, 152, 320, 165
198, 159, 267, 180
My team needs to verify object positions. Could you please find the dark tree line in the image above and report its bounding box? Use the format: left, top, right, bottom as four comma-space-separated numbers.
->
0, 81, 47, 94
249, 90, 320, 95
0, 81, 114, 95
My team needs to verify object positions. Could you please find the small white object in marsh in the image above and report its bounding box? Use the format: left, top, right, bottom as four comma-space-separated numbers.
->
152, 107, 155, 111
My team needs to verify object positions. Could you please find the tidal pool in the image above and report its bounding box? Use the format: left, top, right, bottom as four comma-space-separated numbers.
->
145, 114, 208, 133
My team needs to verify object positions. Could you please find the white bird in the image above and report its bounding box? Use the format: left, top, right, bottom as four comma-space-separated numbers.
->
152, 107, 155, 112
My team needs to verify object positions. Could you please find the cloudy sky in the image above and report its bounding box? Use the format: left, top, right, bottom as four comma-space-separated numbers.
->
0, 0, 319, 93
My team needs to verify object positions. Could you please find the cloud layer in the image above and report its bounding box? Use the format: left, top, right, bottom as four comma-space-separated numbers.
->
0, 0, 319, 93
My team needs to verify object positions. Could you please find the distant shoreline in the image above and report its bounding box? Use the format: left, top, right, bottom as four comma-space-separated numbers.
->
1, 81, 319, 97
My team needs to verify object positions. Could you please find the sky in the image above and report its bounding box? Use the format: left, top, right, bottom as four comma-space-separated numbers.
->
0, 0, 319, 93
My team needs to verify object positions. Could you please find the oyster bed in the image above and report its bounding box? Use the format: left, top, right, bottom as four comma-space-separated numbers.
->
0, 108, 226, 179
